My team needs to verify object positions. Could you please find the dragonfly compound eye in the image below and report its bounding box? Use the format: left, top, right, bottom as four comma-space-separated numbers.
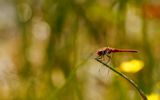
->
96, 51, 103, 56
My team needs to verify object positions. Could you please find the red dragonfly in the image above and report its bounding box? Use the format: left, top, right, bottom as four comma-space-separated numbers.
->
96, 47, 138, 63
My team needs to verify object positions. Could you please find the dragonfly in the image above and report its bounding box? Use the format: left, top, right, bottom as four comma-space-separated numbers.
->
96, 47, 138, 64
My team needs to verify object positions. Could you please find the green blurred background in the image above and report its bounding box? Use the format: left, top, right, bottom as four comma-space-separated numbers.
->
0, 0, 160, 100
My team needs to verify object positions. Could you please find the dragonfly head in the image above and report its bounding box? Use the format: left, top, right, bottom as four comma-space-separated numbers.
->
96, 49, 107, 56
96, 50, 102, 56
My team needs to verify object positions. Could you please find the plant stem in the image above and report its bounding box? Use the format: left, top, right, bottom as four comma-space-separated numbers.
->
95, 58, 148, 100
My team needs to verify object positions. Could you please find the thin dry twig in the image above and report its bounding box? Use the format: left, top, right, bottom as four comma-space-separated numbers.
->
95, 58, 148, 100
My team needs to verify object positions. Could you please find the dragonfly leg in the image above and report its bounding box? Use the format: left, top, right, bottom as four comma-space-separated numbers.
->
106, 54, 112, 64
97, 56, 101, 59
105, 54, 112, 80
97, 55, 103, 59
97, 55, 106, 62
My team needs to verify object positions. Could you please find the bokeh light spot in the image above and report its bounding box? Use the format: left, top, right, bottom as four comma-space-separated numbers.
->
147, 93, 160, 100
119, 59, 144, 73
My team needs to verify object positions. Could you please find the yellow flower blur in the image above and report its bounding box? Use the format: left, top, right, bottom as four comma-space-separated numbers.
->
119, 60, 144, 73
147, 93, 160, 100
